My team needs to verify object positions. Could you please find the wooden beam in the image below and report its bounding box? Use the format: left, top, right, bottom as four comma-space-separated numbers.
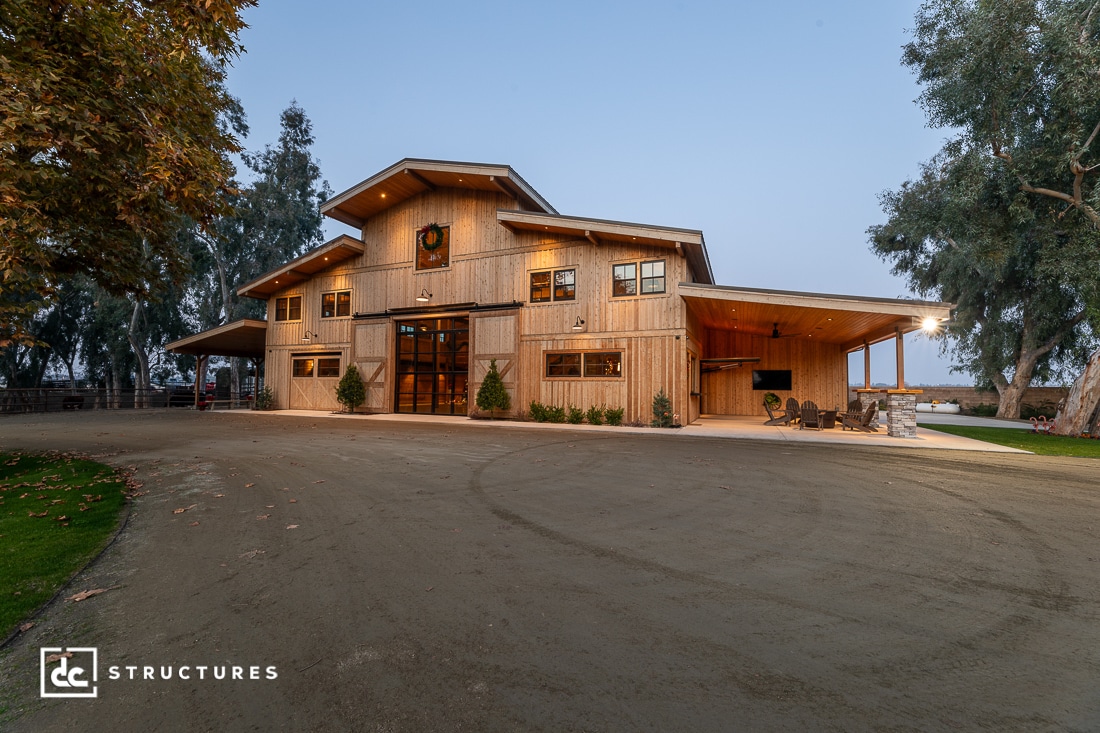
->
675, 242, 685, 257
584, 230, 601, 246
863, 339, 871, 389
404, 168, 436, 191
489, 175, 516, 201
499, 219, 517, 234
895, 327, 905, 390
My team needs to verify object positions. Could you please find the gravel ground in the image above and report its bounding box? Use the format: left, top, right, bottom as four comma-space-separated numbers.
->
0, 410, 1097, 732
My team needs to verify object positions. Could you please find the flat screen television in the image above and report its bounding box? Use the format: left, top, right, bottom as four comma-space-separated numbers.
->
752, 370, 792, 391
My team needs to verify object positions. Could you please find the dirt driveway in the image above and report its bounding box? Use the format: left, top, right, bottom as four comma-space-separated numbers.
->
0, 410, 1098, 732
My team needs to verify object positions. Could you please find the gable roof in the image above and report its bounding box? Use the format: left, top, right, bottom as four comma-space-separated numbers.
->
165, 319, 267, 358
322, 158, 557, 228
497, 209, 714, 285
237, 234, 365, 300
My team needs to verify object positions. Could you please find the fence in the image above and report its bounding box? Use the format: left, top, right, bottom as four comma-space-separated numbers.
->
0, 388, 254, 415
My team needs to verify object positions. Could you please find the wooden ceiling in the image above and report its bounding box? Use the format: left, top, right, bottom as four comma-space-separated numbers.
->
237, 235, 365, 300
166, 319, 268, 358
680, 284, 953, 351
322, 159, 556, 227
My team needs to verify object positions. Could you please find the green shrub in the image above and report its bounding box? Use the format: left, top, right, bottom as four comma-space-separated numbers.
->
475, 358, 511, 416
335, 365, 366, 413
566, 405, 585, 424
529, 401, 549, 422
585, 405, 604, 425
253, 386, 275, 411
651, 388, 674, 428
605, 407, 625, 426
1021, 402, 1058, 420
969, 402, 998, 417
546, 405, 566, 423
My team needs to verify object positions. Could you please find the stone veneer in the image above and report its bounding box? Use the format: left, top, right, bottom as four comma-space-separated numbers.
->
886, 392, 919, 438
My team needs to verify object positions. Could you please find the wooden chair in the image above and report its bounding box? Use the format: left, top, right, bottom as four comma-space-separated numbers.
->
842, 402, 879, 432
764, 402, 791, 426
799, 400, 821, 430
784, 397, 801, 426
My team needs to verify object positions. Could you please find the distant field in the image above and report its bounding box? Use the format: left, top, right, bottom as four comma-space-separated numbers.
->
0, 453, 127, 637
920, 424, 1100, 458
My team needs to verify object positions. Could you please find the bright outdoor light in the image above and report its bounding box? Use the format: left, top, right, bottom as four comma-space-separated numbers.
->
920, 317, 940, 332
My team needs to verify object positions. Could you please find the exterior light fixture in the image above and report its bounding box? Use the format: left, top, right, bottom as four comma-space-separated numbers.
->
920, 317, 942, 333
301, 330, 318, 343
416, 289, 432, 303
572, 317, 586, 332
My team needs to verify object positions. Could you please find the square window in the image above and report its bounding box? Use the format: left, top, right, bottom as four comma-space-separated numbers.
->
640, 260, 665, 294
554, 269, 576, 301
292, 359, 314, 378
583, 352, 622, 377
276, 296, 302, 322
416, 224, 450, 270
317, 358, 341, 378
612, 264, 636, 297
321, 290, 351, 318
546, 352, 582, 377
530, 272, 552, 303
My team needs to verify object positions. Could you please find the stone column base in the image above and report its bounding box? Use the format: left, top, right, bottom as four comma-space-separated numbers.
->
886, 392, 918, 438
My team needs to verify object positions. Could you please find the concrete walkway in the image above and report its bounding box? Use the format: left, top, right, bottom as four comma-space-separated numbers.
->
238, 409, 1031, 453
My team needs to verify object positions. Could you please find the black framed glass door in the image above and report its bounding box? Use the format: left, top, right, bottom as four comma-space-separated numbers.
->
395, 317, 469, 414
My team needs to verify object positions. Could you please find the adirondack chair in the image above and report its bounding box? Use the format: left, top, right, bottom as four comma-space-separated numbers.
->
764, 402, 791, 426
842, 401, 879, 432
784, 397, 801, 426
799, 400, 822, 430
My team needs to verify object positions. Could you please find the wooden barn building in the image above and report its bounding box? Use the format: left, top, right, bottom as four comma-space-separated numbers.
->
169, 158, 951, 429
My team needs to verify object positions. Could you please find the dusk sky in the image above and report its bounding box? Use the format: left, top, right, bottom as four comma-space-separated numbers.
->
225, 0, 969, 385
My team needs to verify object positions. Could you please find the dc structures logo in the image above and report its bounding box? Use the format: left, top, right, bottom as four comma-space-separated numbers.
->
40, 648, 98, 698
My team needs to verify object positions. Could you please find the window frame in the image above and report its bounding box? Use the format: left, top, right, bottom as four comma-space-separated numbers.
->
640, 260, 666, 294
612, 259, 667, 297
275, 295, 303, 322
612, 263, 637, 297
529, 267, 577, 304
544, 350, 624, 379
320, 290, 352, 319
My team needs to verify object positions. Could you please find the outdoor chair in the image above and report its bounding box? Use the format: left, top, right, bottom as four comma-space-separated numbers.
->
841, 401, 879, 432
764, 402, 791, 426
799, 400, 822, 430
784, 397, 801, 426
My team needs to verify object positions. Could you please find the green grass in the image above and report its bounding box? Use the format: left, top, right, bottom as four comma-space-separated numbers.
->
919, 424, 1100, 458
0, 452, 127, 638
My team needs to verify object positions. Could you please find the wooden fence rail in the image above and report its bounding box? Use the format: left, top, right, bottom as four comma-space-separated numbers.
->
0, 389, 253, 414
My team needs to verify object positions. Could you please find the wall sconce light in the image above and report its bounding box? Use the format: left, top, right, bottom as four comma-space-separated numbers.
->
301, 330, 317, 343
571, 317, 586, 332
416, 288, 432, 303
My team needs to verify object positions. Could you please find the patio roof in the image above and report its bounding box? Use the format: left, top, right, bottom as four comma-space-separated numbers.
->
237, 235, 365, 300
679, 283, 953, 351
165, 319, 267, 359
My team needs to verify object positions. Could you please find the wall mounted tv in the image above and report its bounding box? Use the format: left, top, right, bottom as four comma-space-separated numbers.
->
752, 370, 792, 391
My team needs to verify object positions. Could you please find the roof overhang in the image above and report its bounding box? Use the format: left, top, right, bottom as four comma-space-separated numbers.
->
497, 209, 714, 285
237, 235, 365, 300
165, 319, 268, 359
679, 282, 953, 351
322, 159, 557, 228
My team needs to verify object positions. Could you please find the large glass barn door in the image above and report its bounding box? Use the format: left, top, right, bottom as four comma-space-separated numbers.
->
395, 317, 469, 414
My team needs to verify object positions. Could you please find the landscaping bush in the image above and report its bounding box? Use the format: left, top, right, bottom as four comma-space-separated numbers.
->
475, 358, 511, 417
335, 365, 366, 413
567, 405, 585, 424
529, 401, 549, 422
253, 386, 275, 411
546, 405, 566, 423
969, 402, 998, 417
605, 407, 624, 426
651, 388, 674, 428
1021, 402, 1058, 420
585, 405, 604, 425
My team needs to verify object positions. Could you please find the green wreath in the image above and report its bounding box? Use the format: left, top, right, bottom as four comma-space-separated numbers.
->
418, 223, 445, 251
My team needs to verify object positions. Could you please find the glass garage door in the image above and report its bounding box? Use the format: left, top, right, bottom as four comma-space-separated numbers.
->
395, 317, 469, 414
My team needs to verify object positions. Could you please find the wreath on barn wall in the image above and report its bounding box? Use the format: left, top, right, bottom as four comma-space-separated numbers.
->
417, 223, 445, 251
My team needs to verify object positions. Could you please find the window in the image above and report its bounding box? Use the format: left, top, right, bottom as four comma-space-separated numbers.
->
545, 351, 623, 378
321, 290, 351, 318
275, 295, 302, 322
292, 358, 314, 378
415, 223, 450, 270
613, 260, 666, 297
530, 268, 576, 303
640, 260, 665, 294
317, 357, 341, 378
612, 264, 636, 297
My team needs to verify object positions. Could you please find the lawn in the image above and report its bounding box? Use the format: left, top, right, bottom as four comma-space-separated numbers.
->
919, 424, 1100, 458
0, 452, 127, 638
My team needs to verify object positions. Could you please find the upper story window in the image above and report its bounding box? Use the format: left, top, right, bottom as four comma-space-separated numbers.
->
612, 259, 666, 297
530, 268, 576, 303
416, 223, 450, 270
321, 290, 351, 318
275, 295, 302, 322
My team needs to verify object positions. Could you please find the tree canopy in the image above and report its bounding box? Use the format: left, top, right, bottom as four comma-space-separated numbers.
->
0, 0, 256, 341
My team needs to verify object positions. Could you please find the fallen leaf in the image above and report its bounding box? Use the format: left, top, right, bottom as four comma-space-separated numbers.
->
245, 483, 255, 488
286, 524, 299, 530
289, 499, 297, 504
54, 515, 69, 522
189, 521, 200, 527
173, 504, 197, 514
67, 587, 116, 602
312, 480, 325, 484
256, 514, 271, 520
265, 505, 274, 509
44, 652, 72, 664
213, 494, 224, 498
18, 622, 35, 633
239, 549, 265, 559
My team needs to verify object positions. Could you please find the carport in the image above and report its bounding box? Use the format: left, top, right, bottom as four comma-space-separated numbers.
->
165, 319, 267, 407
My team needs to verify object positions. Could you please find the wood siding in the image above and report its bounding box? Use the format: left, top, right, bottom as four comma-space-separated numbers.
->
700, 329, 848, 415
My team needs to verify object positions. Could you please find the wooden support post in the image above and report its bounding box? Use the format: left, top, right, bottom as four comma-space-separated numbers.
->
895, 327, 905, 390
193, 355, 207, 408
863, 340, 871, 389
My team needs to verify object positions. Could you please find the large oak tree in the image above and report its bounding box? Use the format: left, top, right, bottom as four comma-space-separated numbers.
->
0, 0, 256, 342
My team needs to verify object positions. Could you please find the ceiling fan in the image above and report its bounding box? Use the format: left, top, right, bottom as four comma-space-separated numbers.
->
771, 322, 800, 339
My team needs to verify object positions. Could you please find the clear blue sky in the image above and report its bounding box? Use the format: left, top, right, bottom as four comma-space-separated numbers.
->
225, 0, 967, 385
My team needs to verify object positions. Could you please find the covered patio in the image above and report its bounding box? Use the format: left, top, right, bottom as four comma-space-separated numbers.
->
680, 283, 954, 437
165, 319, 268, 408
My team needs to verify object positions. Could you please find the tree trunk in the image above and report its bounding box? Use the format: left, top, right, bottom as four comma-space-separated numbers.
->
127, 298, 151, 408
1055, 348, 1100, 436
230, 356, 240, 404
65, 359, 76, 390
991, 350, 1041, 419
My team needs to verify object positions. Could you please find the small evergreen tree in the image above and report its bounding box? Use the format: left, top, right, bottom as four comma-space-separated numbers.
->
651, 388, 674, 428
335, 364, 366, 413
475, 359, 511, 417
